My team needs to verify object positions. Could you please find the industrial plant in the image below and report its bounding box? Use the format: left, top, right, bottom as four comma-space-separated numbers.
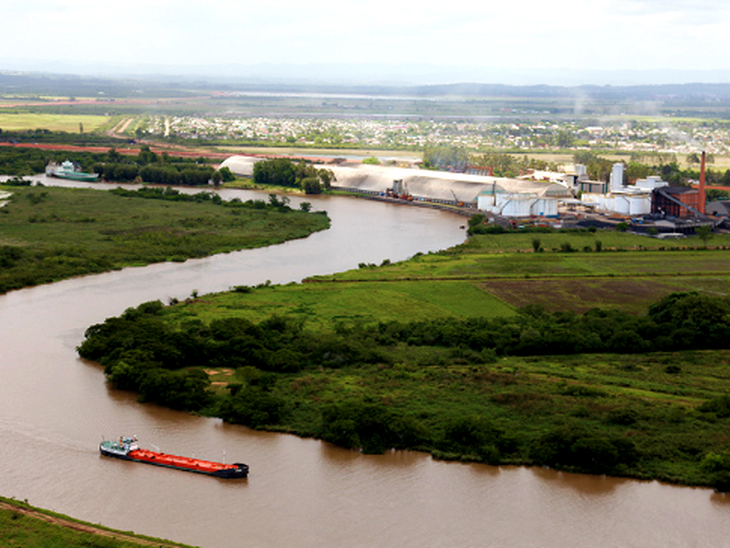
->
219, 153, 726, 235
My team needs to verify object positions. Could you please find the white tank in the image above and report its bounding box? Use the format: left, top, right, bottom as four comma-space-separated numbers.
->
611, 163, 625, 191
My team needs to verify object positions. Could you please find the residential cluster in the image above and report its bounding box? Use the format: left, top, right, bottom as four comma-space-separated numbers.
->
137, 115, 730, 155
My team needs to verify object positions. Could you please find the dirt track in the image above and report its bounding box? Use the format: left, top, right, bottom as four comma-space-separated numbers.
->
0, 500, 190, 547
0, 140, 233, 160
0, 140, 336, 165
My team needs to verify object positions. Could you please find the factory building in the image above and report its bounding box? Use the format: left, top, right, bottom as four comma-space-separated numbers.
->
219, 155, 573, 217
652, 186, 701, 218
580, 163, 659, 216
475, 180, 571, 217
707, 201, 730, 217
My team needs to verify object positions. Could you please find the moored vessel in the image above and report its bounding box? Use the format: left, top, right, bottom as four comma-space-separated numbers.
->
46, 160, 99, 182
99, 436, 248, 479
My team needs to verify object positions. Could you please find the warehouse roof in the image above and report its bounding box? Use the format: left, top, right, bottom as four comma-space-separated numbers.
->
219, 155, 573, 204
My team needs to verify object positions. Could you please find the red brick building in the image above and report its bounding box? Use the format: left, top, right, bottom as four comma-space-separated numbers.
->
652, 187, 700, 217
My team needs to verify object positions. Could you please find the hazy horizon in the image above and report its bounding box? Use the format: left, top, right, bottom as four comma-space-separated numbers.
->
5, 61, 730, 89
4, 1, 730, 88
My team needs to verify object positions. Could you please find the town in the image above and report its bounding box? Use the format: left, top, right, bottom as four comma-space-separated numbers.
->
137, 114, 730, 157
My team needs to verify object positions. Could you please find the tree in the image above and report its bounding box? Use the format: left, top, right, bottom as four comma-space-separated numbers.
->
625, 162, 652, 183
253, 158, 297, 187
697, 225, 714, 248
137, 145, 158, 165
706, 189, 730, 202
572, 151, 614, 182
555, 130, 574, 148
467, 214, 486, 235
218, 166, 235, 182
301, 177, 322, 194
317, 168, 335, 189
423, 144, 469, 171
107, 148, 122, 163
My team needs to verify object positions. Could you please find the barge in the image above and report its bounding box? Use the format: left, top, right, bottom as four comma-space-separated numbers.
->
46, 160, 99, 182
99, 436, 248, 479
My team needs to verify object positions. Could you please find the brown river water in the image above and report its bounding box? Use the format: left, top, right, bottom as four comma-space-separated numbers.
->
1, 178, 730, 547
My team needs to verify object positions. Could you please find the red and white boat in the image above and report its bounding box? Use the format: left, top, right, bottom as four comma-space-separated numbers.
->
99, 436, 248, 479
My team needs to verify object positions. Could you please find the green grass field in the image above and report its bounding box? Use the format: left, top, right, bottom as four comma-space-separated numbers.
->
0, 113, 109, 133
309, 233, 730, 314
171, 279, 516, 331
177, 230, 730, 324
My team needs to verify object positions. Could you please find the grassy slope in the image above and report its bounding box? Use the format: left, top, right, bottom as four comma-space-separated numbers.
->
0, 185, 329, 293
178, 280, 515, 330
0, 497, 194, 548
160, 230, 730, 486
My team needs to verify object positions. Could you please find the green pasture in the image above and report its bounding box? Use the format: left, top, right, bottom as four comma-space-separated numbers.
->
315, 232, 730, 314
459, 231, 730, 253
0, 113, 109, 133
171, 229, 730, 323
169, 279, 515, 331
328, 247, 730, 283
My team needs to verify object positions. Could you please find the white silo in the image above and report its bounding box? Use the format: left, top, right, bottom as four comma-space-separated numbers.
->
611, 163, 625, 192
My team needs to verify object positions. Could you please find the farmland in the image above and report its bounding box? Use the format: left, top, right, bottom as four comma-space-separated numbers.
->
0, 113, 110, 133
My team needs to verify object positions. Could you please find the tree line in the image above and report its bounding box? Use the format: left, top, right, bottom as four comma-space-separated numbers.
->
252, 158, 336, 194
0, 144, 228, 186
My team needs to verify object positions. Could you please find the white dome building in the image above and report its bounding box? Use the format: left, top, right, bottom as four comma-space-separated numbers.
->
219, 155, 573, 217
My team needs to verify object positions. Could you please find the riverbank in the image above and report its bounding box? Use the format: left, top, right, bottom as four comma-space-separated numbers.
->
0, 497, 194, 547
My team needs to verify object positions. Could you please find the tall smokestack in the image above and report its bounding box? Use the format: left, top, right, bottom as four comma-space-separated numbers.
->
699, 151, 706, 215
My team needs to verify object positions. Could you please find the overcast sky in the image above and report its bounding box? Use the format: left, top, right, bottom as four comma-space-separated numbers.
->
3, 0, 730, 85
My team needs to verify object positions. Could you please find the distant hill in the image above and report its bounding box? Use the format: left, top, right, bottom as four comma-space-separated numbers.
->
4, 70, 730, 103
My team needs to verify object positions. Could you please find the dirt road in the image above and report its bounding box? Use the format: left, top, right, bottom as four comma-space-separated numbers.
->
0, 500, 191, 547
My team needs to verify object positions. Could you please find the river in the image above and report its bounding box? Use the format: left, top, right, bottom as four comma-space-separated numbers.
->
1, 178, 729, 547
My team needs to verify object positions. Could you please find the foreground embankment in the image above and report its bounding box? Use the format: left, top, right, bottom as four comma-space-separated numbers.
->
0, 496, 193, 547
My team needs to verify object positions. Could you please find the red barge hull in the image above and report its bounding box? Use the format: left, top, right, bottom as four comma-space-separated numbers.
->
100, 438, 248, 479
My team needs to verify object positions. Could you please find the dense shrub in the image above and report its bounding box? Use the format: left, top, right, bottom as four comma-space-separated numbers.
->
529, 424, 637, 474
318, 402, 426, 453
253, 158, 335, 192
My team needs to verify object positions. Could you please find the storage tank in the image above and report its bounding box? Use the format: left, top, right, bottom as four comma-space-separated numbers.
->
500, 193, 536, 217
611, 163, 625, 192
